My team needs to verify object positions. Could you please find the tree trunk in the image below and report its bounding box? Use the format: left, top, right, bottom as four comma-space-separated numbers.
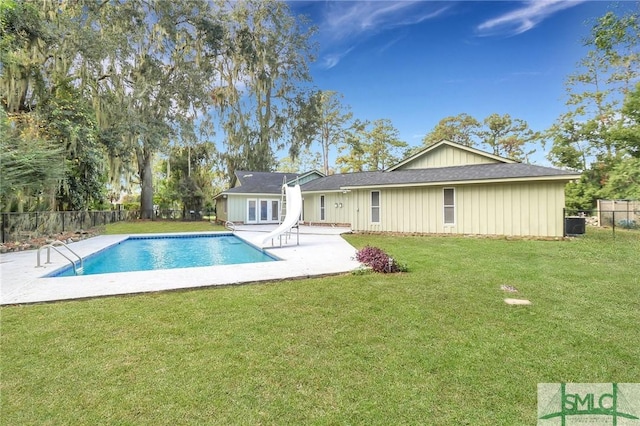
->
322, 128, 330, 176
138, 146, 155, 219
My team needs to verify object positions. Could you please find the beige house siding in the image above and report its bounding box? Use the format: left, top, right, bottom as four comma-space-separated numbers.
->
454, 182, 566, 236
227, 195, 250, 222
394, 144, 501, 170
346, 181, 566, 237
216, 198, 228, 222
222, 195, 281, 224
303, 196, 315, 222
303, 192, 352, 225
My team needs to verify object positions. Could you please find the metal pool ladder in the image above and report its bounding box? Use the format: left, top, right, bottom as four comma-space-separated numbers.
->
36, 240, 84, 275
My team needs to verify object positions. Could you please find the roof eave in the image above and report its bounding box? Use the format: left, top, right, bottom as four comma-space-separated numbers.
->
300, 190, 345, 194
215, 191, 283, 198
339, 174, 582, 190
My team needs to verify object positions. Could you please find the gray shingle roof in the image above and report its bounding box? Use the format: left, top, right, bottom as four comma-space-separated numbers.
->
301, 163, 580, 191
225, 171, 301, 194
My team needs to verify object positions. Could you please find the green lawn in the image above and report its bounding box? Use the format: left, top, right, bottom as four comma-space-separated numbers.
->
1, 226, 638, 424
104, 219, 226, 234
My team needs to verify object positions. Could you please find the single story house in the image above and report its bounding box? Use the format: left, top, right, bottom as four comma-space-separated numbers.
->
215, 140, 582, 237
214, 170, 324, 224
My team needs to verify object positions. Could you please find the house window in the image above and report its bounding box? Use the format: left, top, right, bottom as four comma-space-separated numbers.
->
371, 191, 380, 223
320, 195, 325, 221
443, 188, 455, 225
271, 200, 279, 221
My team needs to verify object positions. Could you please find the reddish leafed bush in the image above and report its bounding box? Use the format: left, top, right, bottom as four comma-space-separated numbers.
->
355, 245, 406, 273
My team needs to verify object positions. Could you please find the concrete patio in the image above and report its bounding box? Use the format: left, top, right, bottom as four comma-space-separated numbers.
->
0, 225, 360, 305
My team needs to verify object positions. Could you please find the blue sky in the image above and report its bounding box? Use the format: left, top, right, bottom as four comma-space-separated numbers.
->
287, 0, 635, 165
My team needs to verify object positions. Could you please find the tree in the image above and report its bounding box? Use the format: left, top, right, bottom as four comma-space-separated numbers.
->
0, 0, 108, 210
598, 82, 640, 202
599, 158, 640, 200
158, 139, 217, 216
336, 119, 368, 173
1, 0, 320, 213
547, 9, 640, 208
547, 114, 592, 171
288, 89, 322, 161
0, 0, 48, 114
614, 82, 640, 158
84, 0, 225, 218
337, 119, 408, 172
366, 119, 408, 170
294, 90, 353, 175
277, 147, 323, 173
0, 109, 65, 212
211, 0, 316, 184
477, 113, 536, 161
421, 112, 537, 161
43, 83, 107, 210
422, 113, 480, 147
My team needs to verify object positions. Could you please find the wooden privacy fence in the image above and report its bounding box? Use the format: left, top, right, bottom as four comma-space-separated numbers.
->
0, 210, 137, 244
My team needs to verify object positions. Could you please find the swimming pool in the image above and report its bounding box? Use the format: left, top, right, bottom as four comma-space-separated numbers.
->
46, 234, 277, 277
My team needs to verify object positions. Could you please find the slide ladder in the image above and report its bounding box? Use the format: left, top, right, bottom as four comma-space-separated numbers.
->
280, 176, 287, 224
36, 240, 84, 275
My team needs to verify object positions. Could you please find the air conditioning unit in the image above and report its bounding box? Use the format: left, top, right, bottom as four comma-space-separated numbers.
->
565, 216, 586, 236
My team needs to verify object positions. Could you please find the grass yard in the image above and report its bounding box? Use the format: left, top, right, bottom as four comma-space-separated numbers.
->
104, 219, 226, 234
1, 226, 638, 424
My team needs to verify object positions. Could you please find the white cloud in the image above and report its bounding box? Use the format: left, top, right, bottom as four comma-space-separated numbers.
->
477, 0, 586, 36
322, 46, 355, 69
323, 1, 448, 41
315, 1, 451, 68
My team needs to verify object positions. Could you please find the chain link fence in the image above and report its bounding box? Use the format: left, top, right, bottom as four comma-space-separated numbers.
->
1, 210, 132, 244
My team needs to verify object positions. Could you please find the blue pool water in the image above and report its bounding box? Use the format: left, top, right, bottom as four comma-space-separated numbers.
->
46, 234, 277, 277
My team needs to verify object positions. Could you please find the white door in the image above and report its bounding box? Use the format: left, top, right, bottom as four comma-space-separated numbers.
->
260, 200, 269, 222
270, 200, 279, 221
257, 199, 280, 223
247, 199, 257, 224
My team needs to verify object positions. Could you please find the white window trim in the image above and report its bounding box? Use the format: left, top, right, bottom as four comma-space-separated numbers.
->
320, 195, 325, 221
443, 188, 455, 226
371, 190, 381, 224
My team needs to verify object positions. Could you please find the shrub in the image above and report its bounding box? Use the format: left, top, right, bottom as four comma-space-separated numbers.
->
122, 202, 139, 211
617, 219, 638, 229
355, 245, 406, 273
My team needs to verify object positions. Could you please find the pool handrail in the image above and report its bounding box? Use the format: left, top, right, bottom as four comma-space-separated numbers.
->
37, 240, 84, 275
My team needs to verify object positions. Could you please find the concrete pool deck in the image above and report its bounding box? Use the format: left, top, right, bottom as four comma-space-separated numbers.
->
0, 225, 360, 305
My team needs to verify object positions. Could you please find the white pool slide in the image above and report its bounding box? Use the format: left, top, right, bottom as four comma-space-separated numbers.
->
257, 184, 302, 247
